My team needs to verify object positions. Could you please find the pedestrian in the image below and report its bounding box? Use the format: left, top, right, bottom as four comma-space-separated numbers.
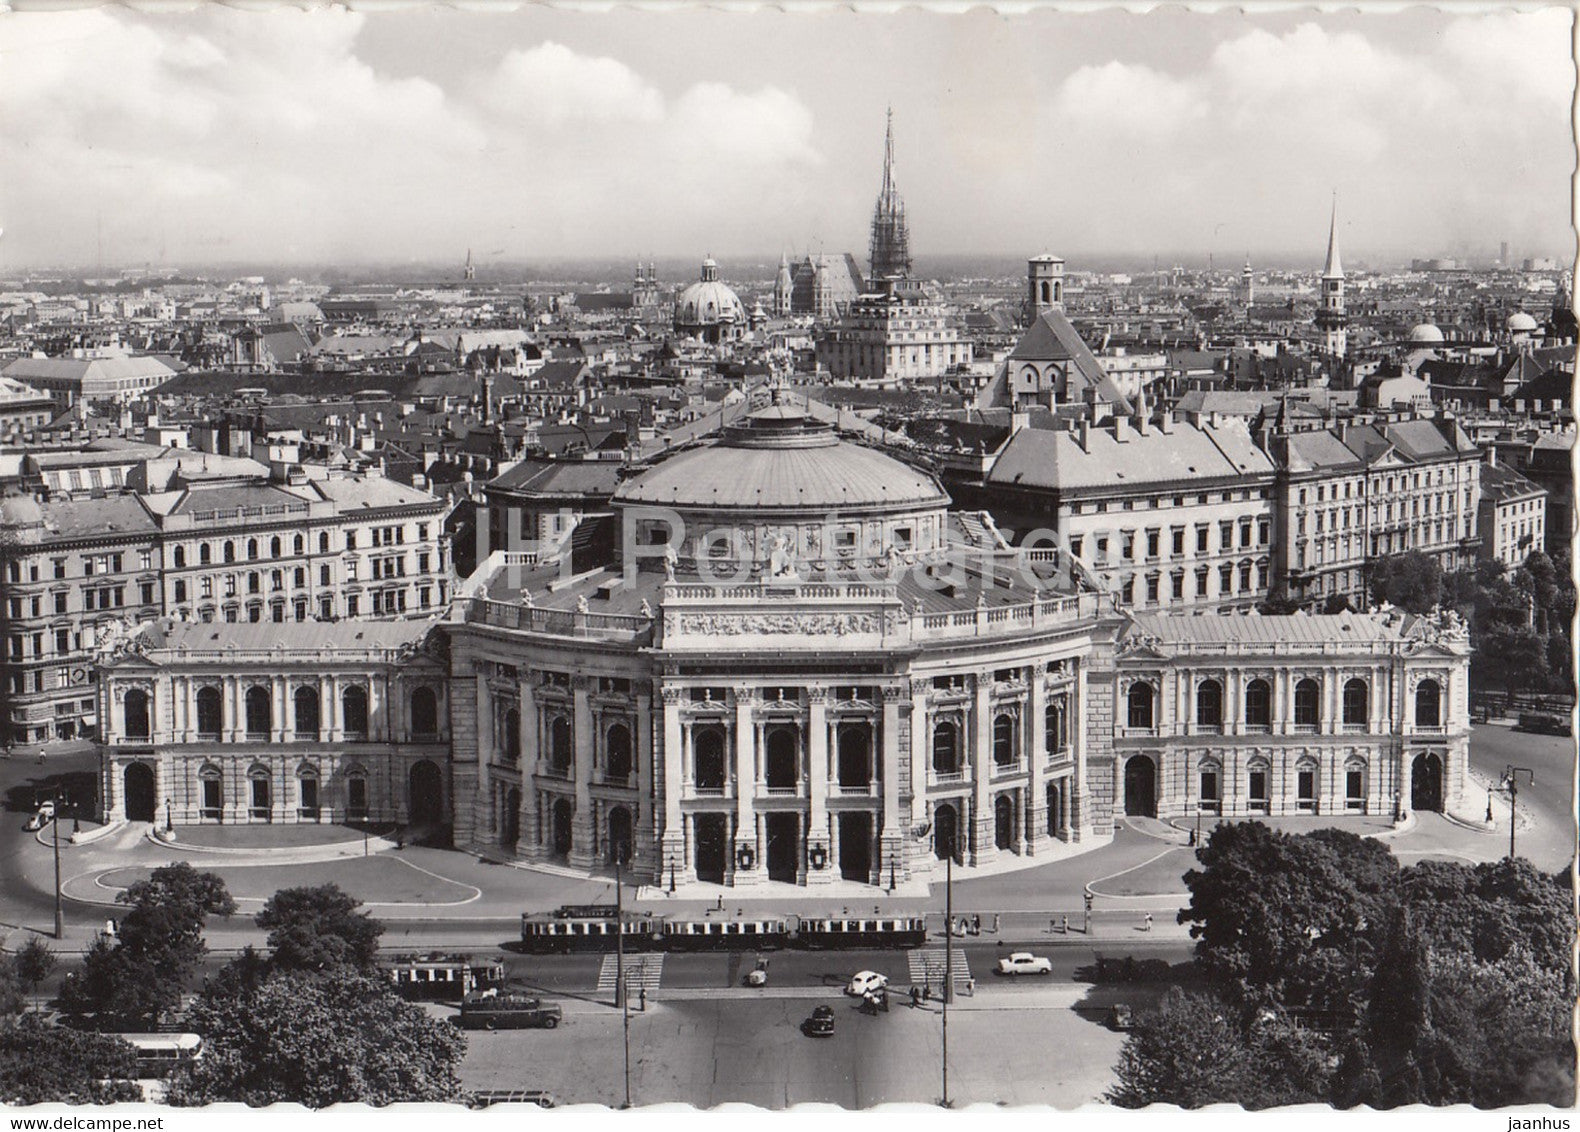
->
971, 914, 981, 934
910, 986, 920, 1009
965, 977, 975, 997
639, 987, 647, 1012
1143, 912, 1153, 932
922, 984, 931, 1003
992, 913, 1000, 933
1062, 915, 1069, 934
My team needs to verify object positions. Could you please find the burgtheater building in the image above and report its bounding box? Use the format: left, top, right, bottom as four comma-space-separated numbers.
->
95, 397, 1473, 887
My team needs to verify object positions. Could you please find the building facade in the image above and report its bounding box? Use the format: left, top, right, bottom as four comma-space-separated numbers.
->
97, 619, 451, 827
1108, 609, 1471, 820
1477, 459, 1547, 569
815, 281, 972, 382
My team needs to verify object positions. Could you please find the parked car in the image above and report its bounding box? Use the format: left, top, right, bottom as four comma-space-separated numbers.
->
1108, 1004, 1134, 1031
803, 1005, 836, 1037
24, 803, 55, 831
996, 952, 1053, 976
845, 971, 889, 997
743, 959, 769, 987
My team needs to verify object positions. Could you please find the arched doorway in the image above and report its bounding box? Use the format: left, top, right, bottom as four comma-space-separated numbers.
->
1124, 756, 1157, 818
550, 798, 574, 859
408, 760, 444, 825
837, 725, 871, 789
1411, 752, 1443, 812
763, 727, 798, 791
765, 812, 799, 882
606, 805, 633, 865
838, 813, 871, 881
994, 794, 1014, 850
693, 813, 727, 884
123, 763, 156, 823
693, 728, 726, 791
933, 802, 960, 862
502, 787, 521, 847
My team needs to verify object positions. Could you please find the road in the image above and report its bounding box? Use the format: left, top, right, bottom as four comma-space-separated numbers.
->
1466, 723, 1576, 872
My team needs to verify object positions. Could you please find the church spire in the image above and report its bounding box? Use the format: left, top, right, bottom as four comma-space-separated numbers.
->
1323, 193, 1343, 279
868, 107, 912, 284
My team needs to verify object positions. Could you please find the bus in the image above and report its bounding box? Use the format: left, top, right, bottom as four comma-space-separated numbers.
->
105, 1032, 204, 1080
381, 953, 507, 1000
457, 991, 563, 1031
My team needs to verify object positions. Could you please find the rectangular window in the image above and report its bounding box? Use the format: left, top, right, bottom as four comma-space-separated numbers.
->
1249, 769, 1268, 809
1219, 563, 1234, 593
1219, 521, 1233, 549
1171, 528, 1185, 557
1196, 525, 1209, 553
347, 596, 359, 617
52, 558, 66, 580
1146, 575, 1160, 603
1346, 770, 1364, 810
54, 592, 67, 614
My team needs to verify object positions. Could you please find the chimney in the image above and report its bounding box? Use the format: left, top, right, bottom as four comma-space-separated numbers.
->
1159, 410, 1175, 434
1485, 445, 1498, 468
1076, 420, 1090, 452
1010, 409, 1030, 434
1112, 416, 1130, 443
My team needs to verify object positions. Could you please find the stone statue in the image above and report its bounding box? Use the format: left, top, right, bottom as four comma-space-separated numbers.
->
663, 544, 678, 581
576, 595, 590, 614
769, 533, 796, 579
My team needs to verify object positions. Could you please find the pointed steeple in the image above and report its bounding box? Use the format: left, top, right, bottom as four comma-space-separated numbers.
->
1323, 194, 1343, 279
868, 107, 912, 283
881, 107, 896, 198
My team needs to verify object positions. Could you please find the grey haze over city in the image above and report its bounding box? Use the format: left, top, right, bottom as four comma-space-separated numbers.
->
0, 5, 1573, 273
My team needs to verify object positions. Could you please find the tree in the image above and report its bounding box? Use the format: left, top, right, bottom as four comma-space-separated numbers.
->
169, 968, 465, 1107
1364, 551, 1443, 613
255, 885, 383, 973
1475, 622, 1548, 697
1109, 989, 1258, 1108
1403, 857, 1575, 973
61, 864, 233, 1029
13, 940, 55, 1014
1179, 823, 1397, 1013
0, 1016, 143, 1105
0, 950, 24, 1019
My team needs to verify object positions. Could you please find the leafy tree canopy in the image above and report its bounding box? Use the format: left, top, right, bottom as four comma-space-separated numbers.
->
254, 885, 384, 974
0, 1016, 143, 1105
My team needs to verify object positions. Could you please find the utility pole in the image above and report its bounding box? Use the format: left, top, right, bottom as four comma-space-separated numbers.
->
52, 792, 64, 940
1501, 765, 1535, 860
616, 853, 631, 1109
941, 851, 952, 1108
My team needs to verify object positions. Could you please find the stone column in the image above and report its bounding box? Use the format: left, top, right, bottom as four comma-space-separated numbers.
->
223, 676, 240, 744
906, 682, 929, 875
1070, 661, 1086, 840
660, 687, 684, 884
880, 684, 904, 884
731, 686, 756, 884
326, 675, 342, 742
805, 687, 831, 885
1027, 677, 1047, 855
569, 677, 596, 868
516, 680, 538, 852
634, 689, 656, 879
971, 674, 994, 865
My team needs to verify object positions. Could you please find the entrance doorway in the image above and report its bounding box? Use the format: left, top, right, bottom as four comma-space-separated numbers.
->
606, 805, 633, 865
502, 788, 520, 847
765, 812, 799, 882
123, 763, 156, 823
933, 803, 960, 862
1124, 756, 1157, 818
994, 794, 1014, 850
838, 812, 872, 882
408, 760, 444, 825
1411, 752, 1444, 812
693, 814, 727, 884
550, 798, 574, 859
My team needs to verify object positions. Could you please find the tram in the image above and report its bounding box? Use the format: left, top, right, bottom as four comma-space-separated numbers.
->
519, 906, 927, 954
381, 952, 508, 999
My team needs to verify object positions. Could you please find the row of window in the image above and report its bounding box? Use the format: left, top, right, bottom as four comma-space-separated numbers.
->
1297, 465, 1470, 506
120, 684, 440, 741
191, 762, 369, 820
1072, 519, 1270, 564
169, 525, 433, 569
930, 700, 1071, 776
1124, 677, 1444, 730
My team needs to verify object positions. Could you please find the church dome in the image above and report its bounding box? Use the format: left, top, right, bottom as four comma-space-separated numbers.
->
614, 400, 947, 516
1507, 311, 1538, 333
1407, 323, 1444, 344
673, 259, 746, 332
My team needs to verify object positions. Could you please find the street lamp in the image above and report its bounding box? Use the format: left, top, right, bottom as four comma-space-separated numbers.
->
614, 850, 632, 1110
51, 791, 63, 941
1499, 765, 1535, 860
940, 851, 952, 1109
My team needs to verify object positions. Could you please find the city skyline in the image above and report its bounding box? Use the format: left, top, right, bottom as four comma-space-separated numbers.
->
0, 6, 1573, 270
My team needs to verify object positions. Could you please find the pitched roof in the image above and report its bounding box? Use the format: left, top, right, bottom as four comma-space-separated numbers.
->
1127, 610, 1402, 649
986, 417, 1274, 493
1479, 462, 1546, 504
487, 458, 622, 499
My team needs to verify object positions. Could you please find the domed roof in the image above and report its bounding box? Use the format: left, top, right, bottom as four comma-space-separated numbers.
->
674, 259, 746, 328
1408, 323, 1444, 344
1507, 311, 1538, 332
614, 401, 948, 514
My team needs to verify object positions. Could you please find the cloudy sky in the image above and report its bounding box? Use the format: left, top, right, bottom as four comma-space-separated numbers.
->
1, 5, 1572, 271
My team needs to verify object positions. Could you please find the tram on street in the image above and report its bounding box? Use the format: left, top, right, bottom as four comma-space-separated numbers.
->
381, 952, 508, 999
519, 906, 928, 954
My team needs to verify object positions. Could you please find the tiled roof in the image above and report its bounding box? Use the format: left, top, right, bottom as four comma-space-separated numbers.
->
986, 417, 1274, 493
488, 459, 622, 498
1479, 462, 1545, 503
1126, 610, 1402, 647
1, 494, 157, 541
142, 617, 434, 654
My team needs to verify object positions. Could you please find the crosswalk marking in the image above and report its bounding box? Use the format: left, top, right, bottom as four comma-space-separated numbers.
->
596, 952, 664, 996
907, 948, 970, 988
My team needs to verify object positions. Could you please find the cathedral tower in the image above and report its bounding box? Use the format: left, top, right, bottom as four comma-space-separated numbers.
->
867, 108, 913, 285
1027, 255, 1065, 319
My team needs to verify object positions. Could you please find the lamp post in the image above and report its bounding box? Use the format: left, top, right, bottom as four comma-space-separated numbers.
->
51, 791, 63, 941
941, 851, 952, 1108
1500, 765, 1535, 860
615, 851, 632, 1109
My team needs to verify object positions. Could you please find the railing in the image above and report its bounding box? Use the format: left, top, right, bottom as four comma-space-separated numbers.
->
1193, 723, 1224, 735
928, 767, 968, 787
597, 772, 632, 788
757, 784, 803, 798
1341, 722, 1368, 734
689, 784, 729, 798
990, 758, 1026, 779
833, 782, 877, 797
467, 597, 653, 641
535, 762, 572, 781
1293, 723, 1319, 734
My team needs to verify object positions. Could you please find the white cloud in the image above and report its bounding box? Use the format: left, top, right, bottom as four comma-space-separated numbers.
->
478, 42, 663, 127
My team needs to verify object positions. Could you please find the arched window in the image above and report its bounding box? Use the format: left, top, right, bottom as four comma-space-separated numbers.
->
1343, 679, 1369, 728
297, 762, 320, 818
1046, 695, 1069, 756
1198, 759, 1222, 813
1244, 679, 1271, 730
196, 686, 223, 738
124, 688, 150, 739
992, 713, 1016, 767
346, 765, 369, 818
247, 538, 259, 560
693, 727, 725, 790
1294, 679, 1321, 731
199, 543, 212, 565
1196, 679, 1223, 729
223, 541, 235, 564
549, 716, 572, 773
244, 686, 271, 737
1126, 683, 1154, 730
294, 685, 320, 739
605, 723, 632, 781
410, 686, 438, 738
319, 532, 331, 553
173, 545, 186, 569
342, 685, 369, 738
1415, 679, 1441, 728
932, 720, 960, 775
293, 534, 304, 556
270, 536, 282, 558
